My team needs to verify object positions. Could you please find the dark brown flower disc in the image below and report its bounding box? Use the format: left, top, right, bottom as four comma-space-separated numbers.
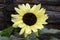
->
22, 13, 37, 26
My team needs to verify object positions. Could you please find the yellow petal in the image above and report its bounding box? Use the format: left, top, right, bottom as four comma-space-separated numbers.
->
14, 7, 25, 15
37, 8, 46, 15
22, 4, 26, 10
19, 27, 26, 35
30, 5, 36, 13
11, 17, 22, 22
31, 27, 38, 32
14, 7, 20, 14
18, 4, 21, 9
26, 3, 30, 12
37, 4, 41, 10
34, 4, 41, 13
11, 18, 19, 22
25, 27, 31, 34
18, 4, 26, 13
12, 21, 20, 28
24, 32, 29, 37
37, 25, 44, 30
43, 22, 48, 24
40, 14, 48, 24
11, 14, 20, 18
18, 23, 25, 28
18, 4, 26, 9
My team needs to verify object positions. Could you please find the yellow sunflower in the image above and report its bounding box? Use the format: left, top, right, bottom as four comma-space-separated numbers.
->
11, 3, 48, 37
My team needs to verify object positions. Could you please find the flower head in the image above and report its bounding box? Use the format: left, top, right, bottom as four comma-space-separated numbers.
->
11, 3, 48, 37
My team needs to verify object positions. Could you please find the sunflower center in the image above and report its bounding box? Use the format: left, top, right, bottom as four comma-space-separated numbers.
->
23, 13, 37, 26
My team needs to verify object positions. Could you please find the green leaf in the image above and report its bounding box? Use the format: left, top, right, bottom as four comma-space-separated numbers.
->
50, 37, 60, 40
0, 36, 10, 40
10, 35, 20, 40
40, 28, 60, 34
28, 33, 39, 40
0, 31, 2, 36
34, 32, 39, 37
0, 27, 14, 37
0, 35, 23, 40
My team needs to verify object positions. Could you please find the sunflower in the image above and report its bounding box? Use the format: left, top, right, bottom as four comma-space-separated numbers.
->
11, 3, 48, 37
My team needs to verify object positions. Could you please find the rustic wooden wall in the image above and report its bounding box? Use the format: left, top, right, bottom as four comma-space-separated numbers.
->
0, 0, 60, 39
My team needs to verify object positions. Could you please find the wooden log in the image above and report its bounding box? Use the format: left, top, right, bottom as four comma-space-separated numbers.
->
13, 0, 60, 5
13, 0, 39, 4
0, 0, 4, 4
0, 11, 5, 30
0, 22, 5, 30
3, 11, 12, 21
45, 24, 60, 29
42, 5, 60, 12
4, 0, 13, 4
4, 4, 14, 11
0, 11, 4, 17
38, 0, 60, 2
0, 4, 4, 8
53, 32, 60, 39
38, 0, 60, 6
46, 11, 60, 24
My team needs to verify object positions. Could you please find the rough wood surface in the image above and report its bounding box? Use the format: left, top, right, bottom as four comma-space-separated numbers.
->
46, 11, 60, 23
38, 0, 60, 6
43, 5, 60, 12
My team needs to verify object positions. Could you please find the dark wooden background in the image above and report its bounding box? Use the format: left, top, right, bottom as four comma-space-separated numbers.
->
0, 0, 60, 39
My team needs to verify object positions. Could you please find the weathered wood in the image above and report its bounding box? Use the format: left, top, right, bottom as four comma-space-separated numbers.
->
13, 0, 39, 4
0, 4, 4, 8
38, 0, 60, 6
43, 5, 60, 12
0, 11, 4, 17
46, 11, 60, 24
13, 0, 60, 5
0, 0, 4, 4
53, 32, 60, 39
45, 24, 60, 29
0, 22, 5, 30
38, 0, 60, 2
3, 11, 12, 21
4, 0, 13, 4
4, 4, 14, 11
